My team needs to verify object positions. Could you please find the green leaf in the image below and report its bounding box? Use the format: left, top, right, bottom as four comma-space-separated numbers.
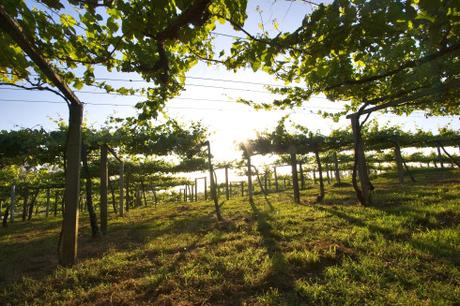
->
60, 14, 77, 28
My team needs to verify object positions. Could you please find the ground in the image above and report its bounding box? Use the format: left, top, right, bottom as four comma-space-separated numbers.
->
0, 169, 459, 305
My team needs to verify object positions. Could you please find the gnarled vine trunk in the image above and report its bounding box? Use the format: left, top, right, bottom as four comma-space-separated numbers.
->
207, 142, 222, 221
22, 188, 29, 222
314, 150, 325, 202
350, 114, 372, 206
82, 144, 100, 238
290, 151, 300, 204
27, 188, 39, 221
394, 142, 405, 184
59, 103, 83, 266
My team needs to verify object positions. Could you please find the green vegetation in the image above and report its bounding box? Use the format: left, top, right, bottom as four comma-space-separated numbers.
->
1, 168, 458, 305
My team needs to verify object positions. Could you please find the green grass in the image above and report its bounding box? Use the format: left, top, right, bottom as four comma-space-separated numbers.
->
0, 168, 459, 305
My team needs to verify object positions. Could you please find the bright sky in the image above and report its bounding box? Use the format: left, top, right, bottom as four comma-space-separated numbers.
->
1, 0, 459, 180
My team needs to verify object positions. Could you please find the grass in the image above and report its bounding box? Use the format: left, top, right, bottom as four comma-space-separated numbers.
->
0, 168, 459, 305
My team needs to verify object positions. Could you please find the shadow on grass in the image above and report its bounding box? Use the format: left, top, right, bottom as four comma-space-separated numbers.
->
317, 206, 459, 266
0, 209, 218, 285
249, 201, 294, 292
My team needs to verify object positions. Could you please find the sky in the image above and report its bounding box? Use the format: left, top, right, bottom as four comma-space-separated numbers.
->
1, 0, 459, 182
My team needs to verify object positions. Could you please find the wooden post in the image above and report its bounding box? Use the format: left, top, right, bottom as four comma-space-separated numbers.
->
152, 187, 157, 206
184, 185, 187, 202
109, 178, 117, 214
246, 154, 254, 205
241, 181, 244, 196
314, 150, 325, 202
119, 162, 124, 217
350, 114, 372, 206
100, 145, 108, 234
325, 163, 331, 184
194, 179, 198, 202
135, 186, 142, 207
299, 162, 305, 190
188, 184, 192, 202
225, 166, 229, 200
22, 187, 29, 222
28, 188, 39, 221
45, 188, 50, 218
204, 177, 208, 200
290, 151, 300, 204
125, 175, 130, 212
274, 167, 279, 192
10, 185, 15, 223
54, 191, 58, 216
333, 152, 341, 184
141, 180, 147, 206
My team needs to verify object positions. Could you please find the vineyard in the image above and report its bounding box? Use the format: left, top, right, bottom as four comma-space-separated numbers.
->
1, 0, 460, 305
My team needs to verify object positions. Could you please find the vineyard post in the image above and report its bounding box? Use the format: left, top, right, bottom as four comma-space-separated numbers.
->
45, 188, 50, 219
246, 153, 254, 205
22, 187, 29, 222
194, 178, 198, 201
333, 152, 341, 184
225, 166, 229, 200
10, 185, 15, 223
274, 166, 279, 192
325, 163, 331, 184
290, 150, 300, 204
299, 162, 305, 190
152, 187, 157, 206
54, 191, 58, 216
125, 175, 130, 212
204, 176, 208, 200
100, 145, 108, 234
188, 184, 193, 202
139, 181, 145, 206
119, 162, 124, 216
241, 181, 244, 196
206, 141, 222, 221
109, 178, 117, 214
314, 150, 325, 202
